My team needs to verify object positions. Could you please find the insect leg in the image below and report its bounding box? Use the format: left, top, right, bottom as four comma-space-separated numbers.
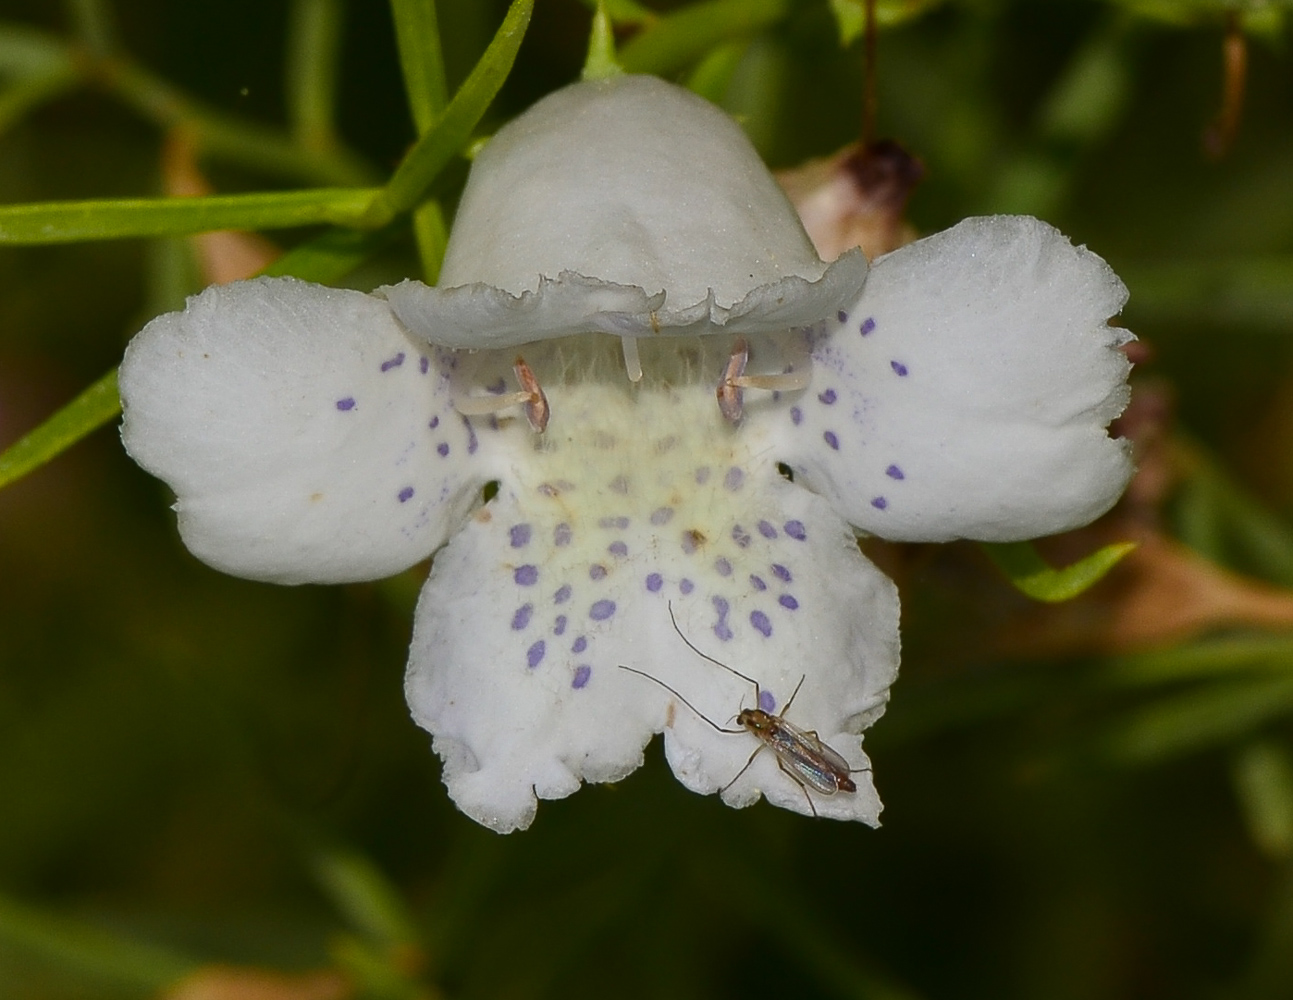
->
720, 743, 765, 799
779, 674, 807, 716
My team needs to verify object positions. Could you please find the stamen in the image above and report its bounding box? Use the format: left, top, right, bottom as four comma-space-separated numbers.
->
621, 336, 643, 382
514, 356, 550, 433
452, 357, 550, 433
716, 337, 748, 423
732, 368, 811, 392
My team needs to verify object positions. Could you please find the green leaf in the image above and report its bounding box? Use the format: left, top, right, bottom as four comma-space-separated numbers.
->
0, 369, 120, 491
575, 0, 658, 26
1104, 675, 1293, 764
0, 890, 195, 990
0, 24, 75, 77
367, 0, 534, 225
1105, 636, 1293, 688
982, 539, 1138, 603
620, 0, 790, 76
259, 221, 405, 283
0, 187, 381, 245
582, 0, 625, 81
0, 66, 79, 135
1233, 740, 1293, 859
312, 848, 420, 948
390, 0, 449, 131
286, 0, 345, 151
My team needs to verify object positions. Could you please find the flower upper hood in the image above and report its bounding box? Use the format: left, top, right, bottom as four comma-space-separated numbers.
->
118, 73, 1133, 834
380, 75, 868, 348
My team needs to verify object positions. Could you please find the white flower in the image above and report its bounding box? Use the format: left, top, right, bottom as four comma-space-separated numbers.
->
119, 75, 1133, 833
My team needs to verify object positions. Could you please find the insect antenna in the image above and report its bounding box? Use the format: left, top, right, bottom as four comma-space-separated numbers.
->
617, 665, 745, 735
666, 601, 762, 695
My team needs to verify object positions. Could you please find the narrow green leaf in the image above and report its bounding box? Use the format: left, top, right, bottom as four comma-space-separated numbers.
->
312, 849, 419, 948
0, 891, 195, 990
1105, 636, 1293, 688
620, 0, 790, 76
0, 369, 120, 491
0, 66, 79, 135
1121, 256, 1293, 332
1105, 675, 1293, 765
390, 0, 449, 131
411, 200, 448, 282
260, 221, 405, 283
1233, 741, 1293, 860
575, 0, 658, 26
286, 0, 345, 151
582, 0, 625, 81
0, 25, 75, 77
0, 188, 381, 245
983, 539, 1137, 603
64, 0, 117, 55
368, 0, 534, 225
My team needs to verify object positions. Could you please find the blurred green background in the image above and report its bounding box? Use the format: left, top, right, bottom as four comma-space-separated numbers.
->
3, 0, 1293, 997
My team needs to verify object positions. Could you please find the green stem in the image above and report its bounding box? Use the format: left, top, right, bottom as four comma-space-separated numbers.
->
287, 0, 345, 152
390, 0, 449, 131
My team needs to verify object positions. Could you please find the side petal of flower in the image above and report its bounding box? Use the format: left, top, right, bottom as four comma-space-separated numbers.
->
763, 215, 1134, 542
404, 471, 898, 833
120, 276, 493, 584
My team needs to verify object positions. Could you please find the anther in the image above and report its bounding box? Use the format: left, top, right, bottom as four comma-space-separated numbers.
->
453, 356, 550, 433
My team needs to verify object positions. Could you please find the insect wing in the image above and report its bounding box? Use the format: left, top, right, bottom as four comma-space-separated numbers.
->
765, 717, 851, 795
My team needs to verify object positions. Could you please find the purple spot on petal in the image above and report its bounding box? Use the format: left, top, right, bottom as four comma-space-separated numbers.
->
650, 506, 675, 526
428, 415, 439, 429
750, 574, 767, 591
872, 496, 888, 510
398, 487, 414, 503
891, 360, 908, 377
510, 523, 532, 548
486, 377, 507, 395
758, 520, 777, 539
790, 406, 803, 426
818, 388, 837, 404
589, 564, 607, 581
554, 584, 572, 605
681, 531, 699, 555
724, 467, 745, 491
514, 564, 539, 586
772, 564, 792, 583
464, 419, 478, 454
380, 352, 405, 372
886, 464, 905, 480
526, 640, 546, 668
713, 596, 730, 616
555, 523, 572, 547
824, 430, 840, 450
590, 599, 616, 621
731, 524, 751, 548
419, 356, 429, 374
436, 442, 450, 457
837, 310, 848, 323
609, 541, 628, 558
695, 467, 711, 485
511, 604, 533, 630
573, 636, 588, 654
572, 665, 591, 689
715, 557, 732, 577
750, 610, 772, 638
779, 594, 799, 610
599, 516, 630, 530
646, 573, 663, 592
759, 689, 777, 713
860, 317, 876, 335
680, 579, 694, 595
554, 615, 567, 635
336, 397, 355, 411
715, 622, 734, 642
784, 520, 807, 541
609, 474, 630, 494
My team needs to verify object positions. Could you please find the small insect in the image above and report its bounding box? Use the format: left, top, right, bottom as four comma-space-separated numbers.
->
619, 604, 865, 817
